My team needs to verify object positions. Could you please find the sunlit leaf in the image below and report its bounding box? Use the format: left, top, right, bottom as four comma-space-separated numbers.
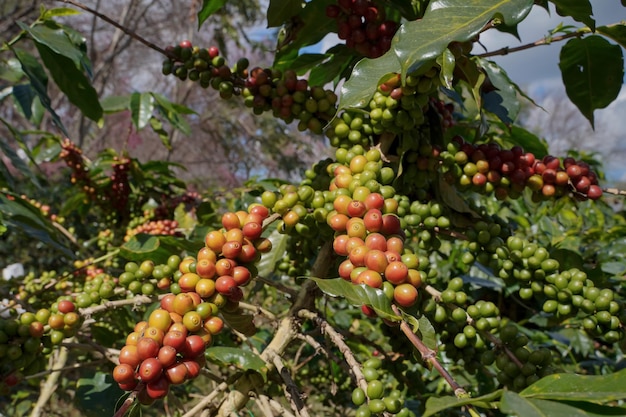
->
423, 389, 503, 417
205, 347, 267, 380
310, 277, 400, 321
130, 92, 154, 130
501, 392, 589, 417
520, 369, 626, 403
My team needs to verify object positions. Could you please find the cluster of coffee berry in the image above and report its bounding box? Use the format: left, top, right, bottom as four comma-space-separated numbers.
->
438, 136, 603, 200
60, 139, 136, 215
326, 68, 441, 151
59, 138, 96, 200
107, 157, 131, 214
460, 222, 624, 343
351, 357, 416, 417
124, 219, 179, 242
326, 0, 399, 58
113, 295, 224, 403
161, 42, 337, 134
0, 298, 82, 390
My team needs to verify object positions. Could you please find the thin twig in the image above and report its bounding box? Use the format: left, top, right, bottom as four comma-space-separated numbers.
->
603, 187, 626, 197
79, 294, 158, 317
298, 309, 367, 394
391, 305, 469, 398
267, 350, 311, 417
477, 26, 599, 58
180, 381, 230, 417
56, 0, 170, 56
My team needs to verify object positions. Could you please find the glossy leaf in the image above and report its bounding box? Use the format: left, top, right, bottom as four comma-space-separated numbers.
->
397, 0, 533, 74
130, 92, 154, 130
12, 47, 69, 137
551, 0, 595, 31
502, 392, 592, 417
17, 21, 84, 66
198, 0, 227, 29
437, 48, 456, 89
559, 35, 624, 128
339, 52, 402, 110
309, 277, 400, 321
479, 58, 521, 123
0, 193, 74, 257
120, 234, 171, 264
520, 369, 626, 403
205, 347, 267, 380
340, 0, 533, 110
423, 389, 503, 417
597, 24, 626, 49
35, 42, 102, 122
267, 0, 302, 27
256, 229, 289, 278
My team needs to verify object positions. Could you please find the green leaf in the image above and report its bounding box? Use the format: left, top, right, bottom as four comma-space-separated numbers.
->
340, 0, 533, 110
558, 35, 624, 128
148, 117, 171, 150
339, 52, 403, 110
221, 309, 257, 336
479, 58, 521, 123
130, 92, 154, 130
0, 131, 41, 189
519, 369, 626, 403
0, 193, 74, 257
100, 95, 130, 112
550, 0, 595, 31
120, 234, 171, 264
12, 84, 36, 120
76, 372, 124, 417
423, 389, 503, 417
198, 0, 227, 29
267, 0, 302, 27
205, 347, 267, 380
34, 42, 102, 122
12, 47, 69, 137
41, 7, 81, 19
501, 392, 591, 417
494, 123, 549, 158
152, 93, 193, 135
397, 0, 534, 74
597, 24, 626, 49
274, 0, 337, 62
437, 48, 456, 89
418, 315, 437, 350
17, 21, 84, 66
309, 277, 400, 321
256, 229, 289, 278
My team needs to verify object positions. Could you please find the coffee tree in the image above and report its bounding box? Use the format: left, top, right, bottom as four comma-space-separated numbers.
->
1, 1, 626, 416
